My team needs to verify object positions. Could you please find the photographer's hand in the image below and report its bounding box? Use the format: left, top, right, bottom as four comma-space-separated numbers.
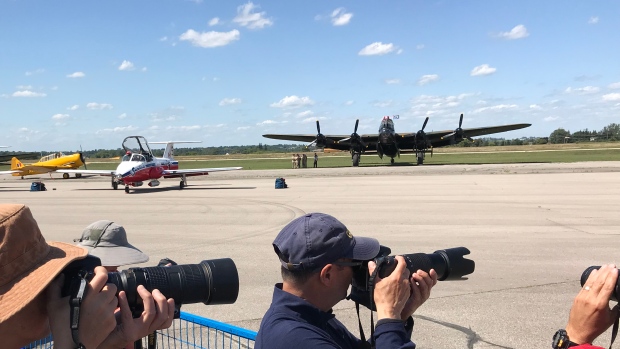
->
566, 264, 619, 345
400, 269, 437, 320
47, 266, 118, 349
368, 256, 411, 320
98, 286, 175, 349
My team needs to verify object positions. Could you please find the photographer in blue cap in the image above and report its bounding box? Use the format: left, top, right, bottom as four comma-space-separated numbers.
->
255, 213, 438, 349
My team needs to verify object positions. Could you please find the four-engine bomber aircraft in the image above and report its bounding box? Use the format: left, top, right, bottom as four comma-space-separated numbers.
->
57, 136, 241, 193
263, 114, 531, 166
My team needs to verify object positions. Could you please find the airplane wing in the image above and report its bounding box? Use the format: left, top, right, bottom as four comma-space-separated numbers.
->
263, 134, 367, 151
425, 123, 532, 142
162, 167, 242, 178
55, 169, 116, 176
0, 170, 21, 175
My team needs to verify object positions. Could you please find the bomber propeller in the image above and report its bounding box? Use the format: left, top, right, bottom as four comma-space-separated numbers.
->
308, 120, 328, 148
441, 113, 473, 143
340, 119, 365, 150
414, 117, 431, 151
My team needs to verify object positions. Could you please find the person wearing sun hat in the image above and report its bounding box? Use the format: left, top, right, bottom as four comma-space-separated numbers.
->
0, 204, 176, 349
255, 212, 438, 349
0, 204, 119, 348
76, 220, 149, 272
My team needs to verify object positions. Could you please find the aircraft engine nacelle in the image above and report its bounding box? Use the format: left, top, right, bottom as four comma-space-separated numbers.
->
148, 180, 160, 187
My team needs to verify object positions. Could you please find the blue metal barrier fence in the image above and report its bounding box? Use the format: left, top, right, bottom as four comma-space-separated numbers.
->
24, 311, 256, 349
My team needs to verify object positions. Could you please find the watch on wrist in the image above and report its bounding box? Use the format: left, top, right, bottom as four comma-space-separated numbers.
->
552, 329, 579, 349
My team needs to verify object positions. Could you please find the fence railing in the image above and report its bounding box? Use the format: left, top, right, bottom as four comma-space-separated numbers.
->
24, 311, 257, 349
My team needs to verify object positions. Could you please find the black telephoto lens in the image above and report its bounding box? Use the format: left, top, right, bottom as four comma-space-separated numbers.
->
378, 247, 475, 281
107, 258, 239, 310
580, 266, 620, 301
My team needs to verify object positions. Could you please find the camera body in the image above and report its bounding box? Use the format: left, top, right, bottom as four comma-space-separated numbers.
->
581, 266, 620, 301
348, 246, 475, 310
61, 255, 239, 317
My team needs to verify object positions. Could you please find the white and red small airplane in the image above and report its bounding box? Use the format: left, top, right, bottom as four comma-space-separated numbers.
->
57, 136, 241, 193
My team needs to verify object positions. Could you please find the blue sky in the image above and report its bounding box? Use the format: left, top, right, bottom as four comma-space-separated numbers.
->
1, 1, 619, 152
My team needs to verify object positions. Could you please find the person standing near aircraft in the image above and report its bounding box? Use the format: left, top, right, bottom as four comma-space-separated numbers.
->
314, 153, 318, 168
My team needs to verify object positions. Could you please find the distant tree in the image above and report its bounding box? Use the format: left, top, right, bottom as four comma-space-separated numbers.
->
549, 128, 572, 144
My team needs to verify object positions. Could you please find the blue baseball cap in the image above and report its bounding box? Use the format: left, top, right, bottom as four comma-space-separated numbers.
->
273, 213, 380, 272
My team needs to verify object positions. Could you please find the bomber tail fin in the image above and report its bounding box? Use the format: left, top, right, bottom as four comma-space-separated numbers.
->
10, 157, 24, 170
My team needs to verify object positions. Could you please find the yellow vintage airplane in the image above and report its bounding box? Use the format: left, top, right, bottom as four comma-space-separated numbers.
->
0, 152, 87, 179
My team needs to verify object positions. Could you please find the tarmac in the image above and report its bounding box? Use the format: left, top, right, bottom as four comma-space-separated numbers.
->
1, 161, 620, 349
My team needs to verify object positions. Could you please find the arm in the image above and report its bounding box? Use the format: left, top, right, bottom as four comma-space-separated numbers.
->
565, 264, 619, 346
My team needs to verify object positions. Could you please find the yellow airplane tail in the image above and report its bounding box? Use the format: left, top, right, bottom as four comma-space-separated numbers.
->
10, 157, 24, 170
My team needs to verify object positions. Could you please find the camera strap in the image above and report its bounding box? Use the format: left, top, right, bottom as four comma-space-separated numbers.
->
70, 276, 88, 349
609, 312, 619, 349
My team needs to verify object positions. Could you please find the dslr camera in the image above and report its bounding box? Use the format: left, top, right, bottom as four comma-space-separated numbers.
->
348, 246, 475, 310
61, 255, 239, 317
581, 266, 620, 301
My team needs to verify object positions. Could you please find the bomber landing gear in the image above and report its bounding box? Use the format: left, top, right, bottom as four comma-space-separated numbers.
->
390, 158, 395, 164
63, 173, 69, 179
352, 152, 361, 167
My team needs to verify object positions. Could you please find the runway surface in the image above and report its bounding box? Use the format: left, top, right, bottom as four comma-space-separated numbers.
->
2, 161, 619, 349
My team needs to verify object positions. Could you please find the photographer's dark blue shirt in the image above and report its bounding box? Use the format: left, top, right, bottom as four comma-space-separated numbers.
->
255, 284, 415, 349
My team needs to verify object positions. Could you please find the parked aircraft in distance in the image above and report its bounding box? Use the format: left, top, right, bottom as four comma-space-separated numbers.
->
56, 136, 242, 193
0, 152, 87, 178
263, 113, 531, 166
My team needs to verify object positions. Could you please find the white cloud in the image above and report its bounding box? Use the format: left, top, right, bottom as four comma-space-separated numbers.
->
373, 100, 393, 108
237, 126, 251, 130
588, 16, 599, 24
257, 120, 278, 125
160, 36, 168, 42
608, 82, 620, 89
270, 95, 315, 109
331, 8, 353, 26
118, 60, 135, 71
179, 29, 240, 48
497, 24, 529, 40
359, 42, 397, 56
418, 74, 439, 86
565, 86, 600, 94
67, 72, 85, 78
52, 113, 70, 120
302, 116, 325, 123
544, 116, 560, 121
472, 104, 518, 113
87, 102, 113, 110
233, 2, 273, 30
118, 113, 127, 119
17, 85, 33, 90
166, 125, 201, 131
470, 64, 497, 76
96, 125, 138, 134
416, 44, 425, 50
602, 93, 620, 101
141, 67, 147, 72
345, 100, 354, 106
219, 98, 241, 106
208, 17, 220, 26
296, 110, 313, 118
529, 104, 542, 110
25, 68, 45, 76
385, 79, 400, 85
12, 90, 46, 97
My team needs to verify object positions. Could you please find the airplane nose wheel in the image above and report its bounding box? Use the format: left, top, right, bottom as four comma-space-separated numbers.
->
112, 181, 118, 190
124, 186, 130, 194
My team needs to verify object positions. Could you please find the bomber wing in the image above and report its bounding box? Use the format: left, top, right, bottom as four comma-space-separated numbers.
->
162, 167, 242, 178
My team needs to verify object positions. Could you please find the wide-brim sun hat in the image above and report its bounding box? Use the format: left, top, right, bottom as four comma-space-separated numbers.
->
0, 204, 87, 323
76, 220, 149, 267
